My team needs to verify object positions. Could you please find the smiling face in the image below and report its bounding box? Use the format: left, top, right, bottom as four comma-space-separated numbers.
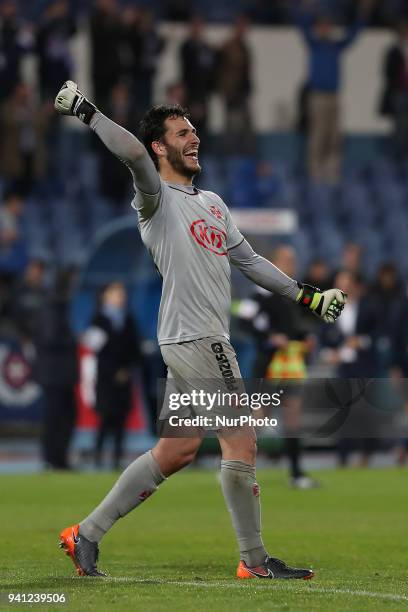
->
153, 116, 201, 181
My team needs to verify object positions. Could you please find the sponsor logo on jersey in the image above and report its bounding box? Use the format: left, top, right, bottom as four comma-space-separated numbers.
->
190, 219, 227, 256
209, 205, 223, 220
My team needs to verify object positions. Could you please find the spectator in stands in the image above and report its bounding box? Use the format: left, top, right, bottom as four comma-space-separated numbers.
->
35, 267, 78, 471
90, 0, 123, 112
390, 282, 408, 465
216, 15, 255, 153
320, 269, 378, 378
379, 20, 408, 159
303, 258, 331, 291
0, 83, 52, 194
0, 191, 27, 289
96, 82, 135, 207
369, 262, 404, 374
295, 0, 372, 183
319, 269, 379, 466
0, 1, 33, 102
342, 242, 363, 278
391, 287, 408, 380
36, 1, 76, 102
237, 245, 319, 488
84, 282, 141, 469
165, 81, 188, 106
122, 8, 165, 115
180, 17, 216, 149
8, 258, 47, 343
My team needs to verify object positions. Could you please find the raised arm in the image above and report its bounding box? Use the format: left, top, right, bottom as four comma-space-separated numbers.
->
336, 19, 364, 50
337, 0, 373, 49
294, 0, 316, 47
229, 239, 347, 323
89, 113, 160, 197
54, 81, 160, 218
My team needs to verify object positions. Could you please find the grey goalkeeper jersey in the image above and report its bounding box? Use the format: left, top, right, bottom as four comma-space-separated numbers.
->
132, 182, 244, 345
89, 112, 300, 346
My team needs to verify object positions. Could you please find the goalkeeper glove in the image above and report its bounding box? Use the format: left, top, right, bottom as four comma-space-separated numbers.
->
296, 283, 347, 323
54, 80, 97, 125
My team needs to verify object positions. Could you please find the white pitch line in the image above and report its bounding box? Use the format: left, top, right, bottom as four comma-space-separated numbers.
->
109, 578, 408, 603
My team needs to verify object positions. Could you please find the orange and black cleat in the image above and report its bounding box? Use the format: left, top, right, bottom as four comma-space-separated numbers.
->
59, 524, 106, 577
237, 556, 314, 580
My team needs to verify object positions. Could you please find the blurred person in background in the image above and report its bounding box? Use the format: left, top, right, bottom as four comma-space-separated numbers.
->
84, 281, 141, 470
320, 269, 379, 466
180, 17, 216, 150
216, 15, 254, 154
8, 258, 47, 344
90, 0, 123, 111
342, 242, 363, 278
0, 0, 33, 102
390, 282, 408, 465
122, 8, 165, 117
0, 82, 52, 194
319, 269, 377, 380
380, 20, 408, 159
237, 245, 319, 488
0, 191, 27, 291
303, 258, 331, 291
165, 81, 187, 107
36, 1, 76, 102
96, 82, 135, 207
369, 262, 405, 375
35, 267, 78, 471
295, 0, 372, 183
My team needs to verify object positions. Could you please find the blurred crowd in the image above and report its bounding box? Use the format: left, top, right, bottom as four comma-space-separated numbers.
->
235, 242, 408, 470
237, 242, 408, 380
1, 0, 408, 190
13, 0, 408, 26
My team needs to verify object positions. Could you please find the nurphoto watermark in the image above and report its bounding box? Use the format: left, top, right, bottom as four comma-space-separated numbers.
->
156, 378, 408, 439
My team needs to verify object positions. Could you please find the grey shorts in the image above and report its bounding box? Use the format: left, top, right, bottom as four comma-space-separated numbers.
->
158, 335, 249, 433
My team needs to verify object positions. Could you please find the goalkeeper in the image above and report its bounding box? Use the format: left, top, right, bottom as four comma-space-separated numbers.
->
55, 81, 346, 580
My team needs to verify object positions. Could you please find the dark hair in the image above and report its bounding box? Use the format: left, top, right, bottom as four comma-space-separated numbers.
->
138, 104, 190, 169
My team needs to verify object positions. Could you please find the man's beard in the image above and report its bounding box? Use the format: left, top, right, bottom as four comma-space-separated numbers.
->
166, 143, 201, 180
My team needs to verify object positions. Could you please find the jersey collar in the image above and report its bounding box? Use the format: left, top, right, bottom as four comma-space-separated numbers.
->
166, 181, 199, 195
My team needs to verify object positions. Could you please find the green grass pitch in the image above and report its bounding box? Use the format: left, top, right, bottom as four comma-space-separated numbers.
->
1, 467, 407, 611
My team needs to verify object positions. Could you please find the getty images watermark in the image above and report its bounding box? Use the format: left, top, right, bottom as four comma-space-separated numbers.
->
158, 378, 408, 438
167, 389, 283, 428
